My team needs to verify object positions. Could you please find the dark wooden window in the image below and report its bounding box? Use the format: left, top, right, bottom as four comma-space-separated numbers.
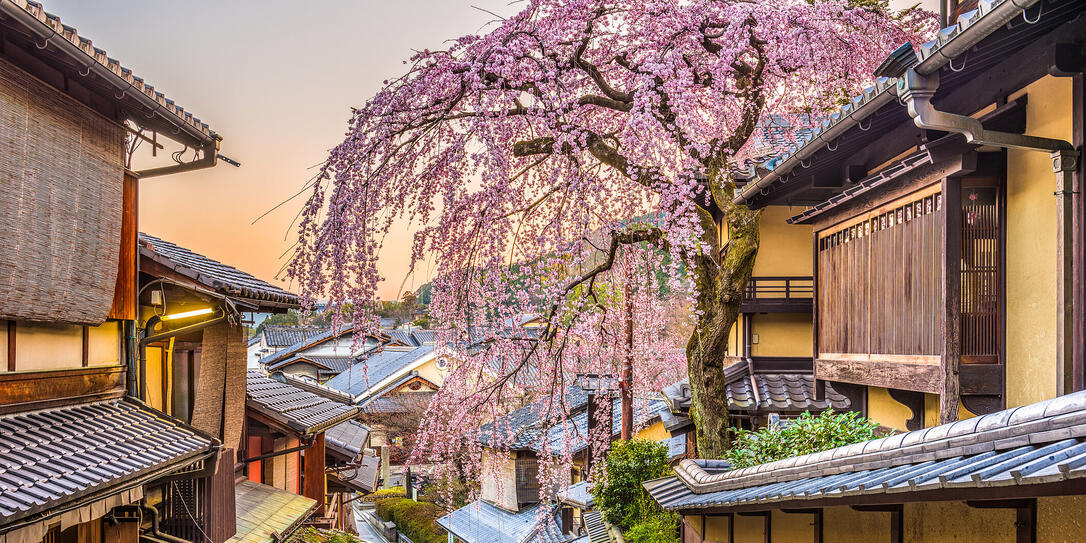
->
515, 455, 540, 505
817, 185, 944, 359
960, 183, 1001, 361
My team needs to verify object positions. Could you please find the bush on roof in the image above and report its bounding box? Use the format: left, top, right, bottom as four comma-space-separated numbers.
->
723, 410, 879, 470
374, 495, 446, 543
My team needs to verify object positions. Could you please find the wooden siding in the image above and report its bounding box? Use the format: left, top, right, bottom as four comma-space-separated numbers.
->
0, 364, 124, 414
107, 173, 138, 320
817, 184, 944, 358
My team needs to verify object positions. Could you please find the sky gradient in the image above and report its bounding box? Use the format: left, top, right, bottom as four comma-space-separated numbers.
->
44, 0, 937, 302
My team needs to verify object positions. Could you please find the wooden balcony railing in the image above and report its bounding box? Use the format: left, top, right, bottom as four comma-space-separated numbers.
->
741, 276, 813, 313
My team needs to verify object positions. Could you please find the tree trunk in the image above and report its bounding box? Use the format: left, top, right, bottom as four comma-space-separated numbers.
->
686, 186, 760, 458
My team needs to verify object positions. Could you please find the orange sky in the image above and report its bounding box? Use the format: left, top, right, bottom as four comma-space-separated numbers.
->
45, 0, 936, 303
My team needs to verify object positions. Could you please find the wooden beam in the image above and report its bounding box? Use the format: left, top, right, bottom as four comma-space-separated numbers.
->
6, 320, 14, 372
815, 358, 943, 394
0, 365, 125, 414
887, 389, 924, 431
941, 175, 962, 424
1017, 499, 1037, 543
304, 432, 327, 515
81, 325, 89, 367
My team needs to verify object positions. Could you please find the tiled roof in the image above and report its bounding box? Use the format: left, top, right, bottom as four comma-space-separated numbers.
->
266, 355, 355, 376
324, 420, 371, 463
582, 511, 611, 543
259, 326, 377, 367
0, 399, 214, 528
262, 326, 330, 348
734, 0, 1064, 205
384, 330, 418, 347
646, 390, 1086, 511
140, 233, 299, 308
323, 347, 436, 397
275, 372, 355, 405
246, 370, 360, 435
557, 481, 594, 509
661, 371, 850, 414
3, 1, 216, 143
229, 480, 316, 543
477, 389, 669, 456
330, 455, 381, 494
436, 501, 582, 543
727, 374, 850, 412
358, 392, 435, 415
411, 329, 437, 345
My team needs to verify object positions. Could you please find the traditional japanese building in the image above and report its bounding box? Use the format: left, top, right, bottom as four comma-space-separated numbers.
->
0, 1, 234, 542
651, 0, 1086, 540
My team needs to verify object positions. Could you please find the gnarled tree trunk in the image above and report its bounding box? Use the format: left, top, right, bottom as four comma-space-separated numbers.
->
687, 174, 761, 458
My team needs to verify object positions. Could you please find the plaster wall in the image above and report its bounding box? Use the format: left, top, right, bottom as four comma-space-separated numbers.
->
750, 313, 813, 357
1004, 75, 1072, 409
905, 501, 1013, 542
12, 321, 120, 371
1038, 495, 1086, 543
823, 506, 888, 543
771, 511, 815, 541
636, 421, 670, 442
753, 206, 814, 277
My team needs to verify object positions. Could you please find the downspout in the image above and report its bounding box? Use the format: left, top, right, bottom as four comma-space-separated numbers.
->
133, 140, 220, 179
898, 67, 1080, 395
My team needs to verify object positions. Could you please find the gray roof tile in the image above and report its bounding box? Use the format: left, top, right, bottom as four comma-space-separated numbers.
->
649, 390, 1086, 511
0, 399, 214, 526
140, 234, 298, 308
246, 370, 359, 435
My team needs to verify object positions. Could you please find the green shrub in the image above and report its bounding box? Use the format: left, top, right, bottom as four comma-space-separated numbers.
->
723, 410, 879, 469
625, 511, 680, 543
374, 496, 446, 543
363, 487, 406, 503
295, 528, 362, 543
592, 439, 671, 532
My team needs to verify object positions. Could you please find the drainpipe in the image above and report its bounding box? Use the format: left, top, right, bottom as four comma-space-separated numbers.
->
898, 67, 1081, 395
133, 140, 220, 179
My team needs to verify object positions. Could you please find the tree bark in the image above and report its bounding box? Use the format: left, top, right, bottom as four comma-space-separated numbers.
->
686, 177, 761, 459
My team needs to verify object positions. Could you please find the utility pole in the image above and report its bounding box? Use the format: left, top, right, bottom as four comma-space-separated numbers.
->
620, 281, 633, 440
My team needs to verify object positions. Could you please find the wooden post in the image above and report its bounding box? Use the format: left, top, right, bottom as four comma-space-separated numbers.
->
7, 320, 14, 371
890, 505, 903, 543
1055, 149, 1080, 395
304, 432, 327, 515
621, 282, 633, 440
1016, 500, 1037, 543
1073, 72, 1085, 393
941, 176, 962, 424
81, 326, 89, 367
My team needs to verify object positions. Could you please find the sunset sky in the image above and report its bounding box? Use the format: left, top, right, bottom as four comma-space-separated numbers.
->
45, 0, 937, 302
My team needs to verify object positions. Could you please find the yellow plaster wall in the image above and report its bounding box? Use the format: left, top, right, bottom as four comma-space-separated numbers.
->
415, 357, 447, 386
705, 516, 729, 542
145, 346, 164, 411
636, 421, 670, 442
281, 363, 319, 381
14, 322, 83, 371
866, 386, 912, 431
823, 506, 889, 543
752, 206, 813, 277
732, 514, 765, 543
480, 449, 518, 511
87, 321, 121, 366
905, 501, 1014, 542
1038, 495, 1086, 542
1005, 75, 1073, 409
750, 313, 813, 357
772, 511, 815, 541
683, 515, 705, 539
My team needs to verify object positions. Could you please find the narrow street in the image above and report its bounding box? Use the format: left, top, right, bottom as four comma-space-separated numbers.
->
352, 502, 390, 543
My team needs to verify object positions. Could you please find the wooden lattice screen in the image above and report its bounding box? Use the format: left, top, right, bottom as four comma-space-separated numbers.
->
960, 185, 1000, 361
818, 185, 945, 357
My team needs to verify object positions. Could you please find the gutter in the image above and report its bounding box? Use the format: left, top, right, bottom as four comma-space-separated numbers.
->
0, 1, 217, 148
138, 307, 230, 402
733, 0, 1044, 205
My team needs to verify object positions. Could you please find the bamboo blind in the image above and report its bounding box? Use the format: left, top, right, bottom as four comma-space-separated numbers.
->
0, 57, 125, 324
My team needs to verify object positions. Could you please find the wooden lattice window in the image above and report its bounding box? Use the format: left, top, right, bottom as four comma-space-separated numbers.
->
817, 185, 944, 358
